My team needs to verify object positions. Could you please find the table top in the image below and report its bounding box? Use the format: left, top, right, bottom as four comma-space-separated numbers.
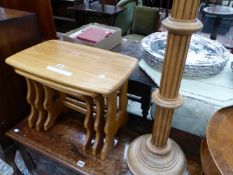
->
69, 2, 124, 16
112, 39, 157, 88
203, 5, 233, 17
207, 106, 233, 174
0, 7, 34, 22
6, 40, 137, 95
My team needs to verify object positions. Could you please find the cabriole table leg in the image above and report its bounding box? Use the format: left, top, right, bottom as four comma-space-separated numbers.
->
43, 86, 65, 131
83, 96, 94, 150
101, 91, 117, 160
32, 82, 47, 131
101, 81, 128, 160
26, 78, 38, 128
92, 95, 105, 156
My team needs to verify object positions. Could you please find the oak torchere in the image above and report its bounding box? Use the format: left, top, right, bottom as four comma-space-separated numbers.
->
127, 0, 203, 174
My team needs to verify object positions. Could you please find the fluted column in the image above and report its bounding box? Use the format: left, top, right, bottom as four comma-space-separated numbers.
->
127, 0, 202, 174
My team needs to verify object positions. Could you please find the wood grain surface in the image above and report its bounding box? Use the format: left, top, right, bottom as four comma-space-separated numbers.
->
206, 106, 233, 174
6, 112, 202, 175
6, 40, 138, 95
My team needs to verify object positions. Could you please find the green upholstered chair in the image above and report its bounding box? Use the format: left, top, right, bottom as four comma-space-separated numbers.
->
124, 6, 160, 41
114, 0, 136, 35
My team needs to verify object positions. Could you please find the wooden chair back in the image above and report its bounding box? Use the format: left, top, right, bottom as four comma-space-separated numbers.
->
131, 6, 159, 35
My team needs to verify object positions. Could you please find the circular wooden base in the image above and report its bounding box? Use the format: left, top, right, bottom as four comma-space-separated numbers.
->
127, 134, 188, 175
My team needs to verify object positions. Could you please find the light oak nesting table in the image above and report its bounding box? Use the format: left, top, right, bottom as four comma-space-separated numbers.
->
5, 40, 137, 160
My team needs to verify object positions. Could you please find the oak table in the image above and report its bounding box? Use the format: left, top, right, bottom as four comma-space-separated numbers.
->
201, 106, 233, 175
5, 40, 137, 160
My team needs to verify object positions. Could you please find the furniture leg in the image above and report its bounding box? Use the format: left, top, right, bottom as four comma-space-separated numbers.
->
118, 81, 128, 126
82, 96, 94, 150
101, 81, 128, 160
26, 79, 38, 128
92, 95, 105, 156
101, 92, 117, 160
64, 95, 95, 150
141, 85, 152, 120
43, 86, 65, 131
210, 17, 221, 40
32, 82, 47, 131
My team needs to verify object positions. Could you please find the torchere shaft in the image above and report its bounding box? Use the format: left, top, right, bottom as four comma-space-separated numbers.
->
151, 0, 202, 148
127, 0, 202, 174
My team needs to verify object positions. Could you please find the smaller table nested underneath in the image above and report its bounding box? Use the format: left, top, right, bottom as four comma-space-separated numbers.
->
5, 40, 137, 160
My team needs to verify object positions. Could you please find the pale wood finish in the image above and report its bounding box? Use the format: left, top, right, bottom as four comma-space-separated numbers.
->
43, 86, 65, 131
64, 95, 95, 150
6, 40, 137, 160
26, 79, 38, 129
33, 82, 47, 131
101, 92, 118, 160
83, 96, 94, 150
127, 0, 203, 174
101, 81, 128, 160
151, 34, 192, 147
200, 138, 220, 175
204, 106, 233, 174
6, 40, 137, 95
152, 0, 202, 147
64, 96, 87, 114
16, 69, 98, 97
92, 95, 105, 156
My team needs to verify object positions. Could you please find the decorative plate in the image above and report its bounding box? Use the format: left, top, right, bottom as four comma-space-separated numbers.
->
142, 32, 230, 79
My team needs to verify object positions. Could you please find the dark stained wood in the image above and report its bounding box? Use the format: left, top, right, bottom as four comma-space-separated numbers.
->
70, 2, 123, 15
0, 0, 57, 40
112, 40, 158, 119
206, 106, 233, 174
6, 112, 202, 175
69, 2, 125, 26
51, 0, 77, 33
0, 7, 41, 149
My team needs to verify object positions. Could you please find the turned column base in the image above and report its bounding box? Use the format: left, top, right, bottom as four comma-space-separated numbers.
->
127, 134, 188, 175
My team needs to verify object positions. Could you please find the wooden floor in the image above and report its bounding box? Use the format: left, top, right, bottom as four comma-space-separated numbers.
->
6, 111, 203, 175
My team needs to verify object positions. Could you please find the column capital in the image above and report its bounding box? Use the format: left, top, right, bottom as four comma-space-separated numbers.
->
152, 89, 183, 109
162, 17, 203, 34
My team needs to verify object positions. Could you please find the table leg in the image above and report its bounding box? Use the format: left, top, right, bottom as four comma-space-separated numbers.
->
43, 86, 65, 131
101, 81, 128, 160
32, 82, 47, 131
101, 92, 117, 160
63, 95, 95, 150
141, 86, 152, 120
118, 80, 128, 126
26, 79, 38, 128
210, 17, 221, 40
106, 15, 116, 26
83, 96, 94, 150
92, 95, 104, 156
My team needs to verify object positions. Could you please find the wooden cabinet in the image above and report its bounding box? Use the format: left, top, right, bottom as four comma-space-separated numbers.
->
51, 0, 77, 32
0, 0, 56, 40
0, 7, 41, 149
